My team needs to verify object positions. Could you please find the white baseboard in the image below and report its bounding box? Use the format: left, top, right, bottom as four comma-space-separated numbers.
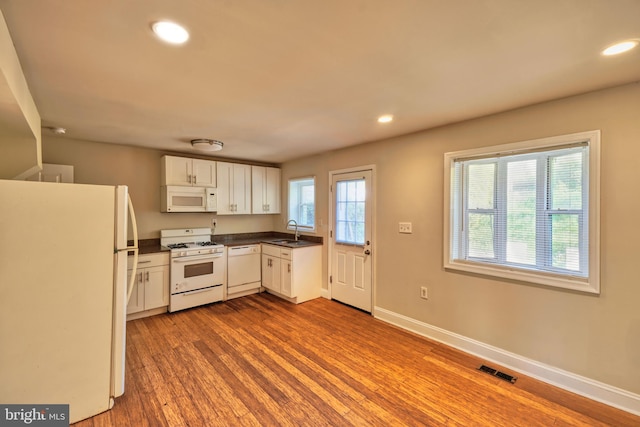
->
320, 288, 330, 299
374, 306, 640, 416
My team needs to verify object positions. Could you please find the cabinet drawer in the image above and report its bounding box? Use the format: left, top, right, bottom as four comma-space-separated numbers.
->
262, 244, 281, 257
128, 252, 169, 269
279, 249, 292, 260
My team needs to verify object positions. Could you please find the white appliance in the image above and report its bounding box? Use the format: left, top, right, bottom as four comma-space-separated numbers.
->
160, 185, 217, 212
0, 180, 138, 424
227, 244, 262, 299
161, 228, 226, 312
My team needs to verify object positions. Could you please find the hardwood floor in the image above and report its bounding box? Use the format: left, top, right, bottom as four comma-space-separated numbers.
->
76, 293, 639, 426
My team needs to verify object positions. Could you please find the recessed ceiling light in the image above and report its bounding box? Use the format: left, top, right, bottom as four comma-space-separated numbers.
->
152, 21, 189, 45
377, 115, 393, 123
602, 40, 638, 56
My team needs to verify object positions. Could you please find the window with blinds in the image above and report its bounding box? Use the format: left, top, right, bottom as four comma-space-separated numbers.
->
288, 177, 316, 231
444, 131, 600, 293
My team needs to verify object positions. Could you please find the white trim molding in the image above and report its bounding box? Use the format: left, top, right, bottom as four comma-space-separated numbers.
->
374, 306, 640, 416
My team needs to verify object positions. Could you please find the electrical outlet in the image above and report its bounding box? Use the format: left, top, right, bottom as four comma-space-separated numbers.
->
399, 222, 412, 233
420, 286, 428, 299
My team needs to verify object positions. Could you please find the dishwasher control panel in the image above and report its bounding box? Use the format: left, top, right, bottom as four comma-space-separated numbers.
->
228, 245, 261, 256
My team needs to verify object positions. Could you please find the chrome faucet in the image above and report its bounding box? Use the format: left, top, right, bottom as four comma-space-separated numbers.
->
287, 219, 299, 241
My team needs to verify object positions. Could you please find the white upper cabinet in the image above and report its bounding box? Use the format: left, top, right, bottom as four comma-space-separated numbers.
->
161, 155, 216, 187
217, 162, 252, 215
252, 166, 281, 214
192, 159, 216, 187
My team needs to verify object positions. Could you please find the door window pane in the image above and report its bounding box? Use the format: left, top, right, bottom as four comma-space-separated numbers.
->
336, 179, 366, 245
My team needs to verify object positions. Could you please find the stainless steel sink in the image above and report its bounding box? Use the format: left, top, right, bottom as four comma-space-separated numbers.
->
266, 239, 313, 247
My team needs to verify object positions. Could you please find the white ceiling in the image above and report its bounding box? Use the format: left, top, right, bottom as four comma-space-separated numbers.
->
1, 0, 639, 164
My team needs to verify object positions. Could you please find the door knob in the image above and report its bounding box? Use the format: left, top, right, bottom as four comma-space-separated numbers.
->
364, 249, 371, 255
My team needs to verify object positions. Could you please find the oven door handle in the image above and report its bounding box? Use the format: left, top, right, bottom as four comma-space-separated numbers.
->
173, 254, 223, 263
178, 284, 223, 296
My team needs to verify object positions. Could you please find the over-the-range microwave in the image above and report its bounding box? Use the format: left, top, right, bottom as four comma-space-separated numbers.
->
161, 186, 217, 213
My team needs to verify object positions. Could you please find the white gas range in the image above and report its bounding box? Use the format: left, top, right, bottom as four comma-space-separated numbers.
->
160, 228, 226, 312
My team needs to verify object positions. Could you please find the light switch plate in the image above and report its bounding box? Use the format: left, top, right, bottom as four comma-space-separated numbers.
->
399, 222, 412, 233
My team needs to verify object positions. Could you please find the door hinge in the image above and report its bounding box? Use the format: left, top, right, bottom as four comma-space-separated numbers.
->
330, 275, 333, 284
330, 230, 333, 238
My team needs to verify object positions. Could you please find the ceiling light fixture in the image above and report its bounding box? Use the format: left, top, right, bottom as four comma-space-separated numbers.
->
602, 39, 638, 56
191, 139, 223, 152
43, 126, 66, 135
377, 115, 394, 123
152, 21, 189, 45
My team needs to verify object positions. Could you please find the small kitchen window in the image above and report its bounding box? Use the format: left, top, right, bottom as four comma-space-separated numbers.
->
288, 177, 316, 231
444, 131, 600, 293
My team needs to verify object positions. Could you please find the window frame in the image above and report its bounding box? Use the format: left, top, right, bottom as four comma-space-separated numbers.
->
443, 130, 600, 294
288, 176, 316, 232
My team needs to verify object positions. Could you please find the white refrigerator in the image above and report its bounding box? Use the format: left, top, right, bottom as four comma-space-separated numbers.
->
0, 180, 139, 424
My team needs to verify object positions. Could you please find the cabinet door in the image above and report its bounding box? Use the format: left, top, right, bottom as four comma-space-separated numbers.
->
262, 255, 281, 293
216, 162, 234, 214
163, 156, 192, 186
281, 259, 292, 297
265, 167, 281, 214
144, 266, 169, 310
192, 159, 216, 187
233, 164, 252, 214
252, 166, 280, 214
126, 270, 144, 314
251, 166, 266, 214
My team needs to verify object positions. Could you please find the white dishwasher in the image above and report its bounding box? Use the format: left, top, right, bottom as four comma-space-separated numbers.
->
227, 244, 262, 299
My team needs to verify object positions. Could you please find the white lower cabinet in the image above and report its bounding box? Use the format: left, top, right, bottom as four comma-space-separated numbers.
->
127, 253, 170, 319
261, 244, 321, 303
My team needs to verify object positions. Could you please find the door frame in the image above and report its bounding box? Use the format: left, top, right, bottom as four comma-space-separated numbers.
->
327, 164, 377, 313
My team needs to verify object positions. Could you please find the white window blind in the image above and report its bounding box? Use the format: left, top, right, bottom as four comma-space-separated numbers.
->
445, 131, 600, 293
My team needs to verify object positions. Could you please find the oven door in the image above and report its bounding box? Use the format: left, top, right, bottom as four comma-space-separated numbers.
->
171, 253, 226, 294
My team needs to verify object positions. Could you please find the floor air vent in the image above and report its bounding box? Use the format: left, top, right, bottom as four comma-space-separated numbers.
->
478, 365, 517, 383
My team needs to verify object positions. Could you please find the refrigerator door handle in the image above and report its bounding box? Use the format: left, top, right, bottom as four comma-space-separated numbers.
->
126, 193, 139, 303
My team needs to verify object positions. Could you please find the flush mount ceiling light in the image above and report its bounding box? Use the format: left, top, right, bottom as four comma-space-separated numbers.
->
602, 39, 639, 56
152, 21, 189, 45
43, 126, 66, 135
191, 139, 223, 152
377, 114, 394, 123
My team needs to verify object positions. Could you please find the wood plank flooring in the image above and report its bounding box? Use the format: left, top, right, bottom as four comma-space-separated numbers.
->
75, 293, 639, 426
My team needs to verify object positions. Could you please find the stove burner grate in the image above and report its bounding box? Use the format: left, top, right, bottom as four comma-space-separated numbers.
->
167, 243, 188, 249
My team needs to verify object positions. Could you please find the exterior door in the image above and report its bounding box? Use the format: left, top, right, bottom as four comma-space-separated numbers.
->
330, 169, 373, 312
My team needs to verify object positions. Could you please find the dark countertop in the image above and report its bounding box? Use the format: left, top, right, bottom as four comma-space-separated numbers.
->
133, 232, 323, 255
129, 239, 170, 255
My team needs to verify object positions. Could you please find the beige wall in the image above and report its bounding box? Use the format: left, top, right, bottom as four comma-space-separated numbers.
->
279, 82, 640, 395
42, 137, 277, 239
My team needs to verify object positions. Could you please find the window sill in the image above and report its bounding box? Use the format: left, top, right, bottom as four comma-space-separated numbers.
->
444, 259, 599, 294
